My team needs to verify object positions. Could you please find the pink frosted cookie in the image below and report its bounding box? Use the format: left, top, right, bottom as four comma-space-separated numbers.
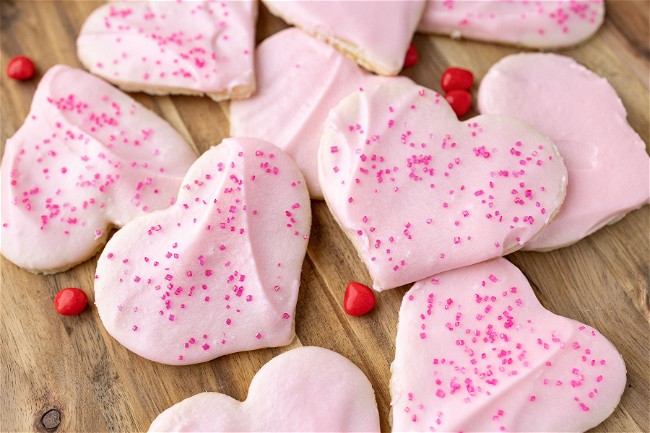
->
77, 0, 257, 101
231, 28, 376, 199
417, 0, 604, 48
1, 65, 196, 274
319, 80, 567, 291
391, 258, 627, 432
94, 138, 310, 365
262, 0, 425, 76
479, 53, 650, 251
149, 346, 380, 432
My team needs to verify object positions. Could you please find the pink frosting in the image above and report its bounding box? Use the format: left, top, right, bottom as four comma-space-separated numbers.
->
417, 0, 605, 48
94, 138, 311, 365
262, 0, 425, 76
77, 0, 257, 100
0, 65, 196, 273
149, 346, 380, 432
479, 53, 650, 251
319, 80, 567, 291
230, 28, 375, 199
391, 258, 627, 432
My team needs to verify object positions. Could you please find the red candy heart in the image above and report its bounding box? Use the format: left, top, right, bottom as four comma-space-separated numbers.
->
344, 282, 376, 316
441, 67, 474, 91
403, 43, 419, 69
54, 288, 88, 316
445, 89, 472, 117
7, 55, 35, 80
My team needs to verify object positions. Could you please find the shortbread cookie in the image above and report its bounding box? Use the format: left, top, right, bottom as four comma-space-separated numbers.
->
77, 0, 257, 101
94, 138, 310, 365
479, 53, 650, 251
319, 80, 567, 291
262, 0, 425, 76
149, 346, 380, 432
1, 65, 196, 273
391, 258, 626, 432
417, 0, 605, 48
231, 28, 377, 199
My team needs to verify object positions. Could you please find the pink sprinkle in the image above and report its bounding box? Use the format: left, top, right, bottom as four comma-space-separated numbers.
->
255, 333, 262, 339
572, 341, 581, 350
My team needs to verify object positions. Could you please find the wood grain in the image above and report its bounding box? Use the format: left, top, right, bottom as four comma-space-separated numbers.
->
1, 1, 648, 432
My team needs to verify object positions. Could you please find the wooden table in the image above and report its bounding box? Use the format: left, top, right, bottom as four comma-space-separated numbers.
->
1, 1, 648, 432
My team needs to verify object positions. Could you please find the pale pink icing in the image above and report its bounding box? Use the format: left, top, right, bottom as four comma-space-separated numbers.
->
391, 258, 627, 432
319, 80, 567, 291
94, 138, 310, 365
230, 28, 373, 199
0, 65, 196, 273
148, 346, 380, 432
262, 0, 425, 76
479, 53, 650, 251
77, 0, 257, 100
417, 0, 605, 48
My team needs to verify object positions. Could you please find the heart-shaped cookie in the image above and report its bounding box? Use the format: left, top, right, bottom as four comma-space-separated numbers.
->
262, 0, 425, 76
391, 258, 626, 432
77, 0, 257, 101
94, 138, 310, 365
1, 65, 196, 273
319, 80, 568, 291
149, 346, 380, 432
479, 53, 650, 251
231, 28, 384, 199
417, 0, 605, 48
